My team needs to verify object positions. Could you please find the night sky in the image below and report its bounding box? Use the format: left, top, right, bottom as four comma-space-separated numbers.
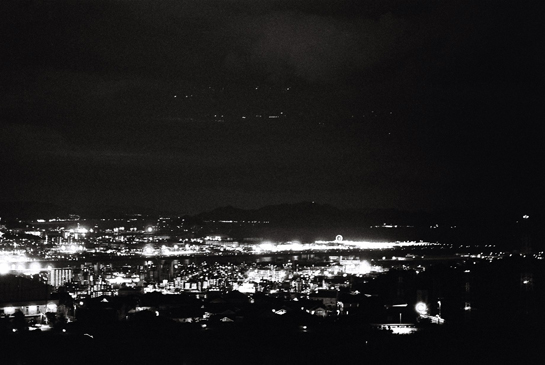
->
1, 0, 543, 214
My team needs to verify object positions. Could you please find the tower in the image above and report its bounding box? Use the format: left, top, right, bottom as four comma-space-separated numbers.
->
518, 215, 534, 318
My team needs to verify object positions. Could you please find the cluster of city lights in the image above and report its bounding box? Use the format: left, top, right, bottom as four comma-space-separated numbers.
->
0, 253, 45, 275
134, 239, 438, 258
57, 244, 85, 254
142, 244, 197, 257
106, 274, 140, 285
252, 239, 435, 254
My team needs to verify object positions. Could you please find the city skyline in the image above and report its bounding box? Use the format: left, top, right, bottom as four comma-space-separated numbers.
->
0, 204, 542, 364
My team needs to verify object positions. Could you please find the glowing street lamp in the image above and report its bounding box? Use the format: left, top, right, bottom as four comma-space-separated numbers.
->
415, 302, 428, 316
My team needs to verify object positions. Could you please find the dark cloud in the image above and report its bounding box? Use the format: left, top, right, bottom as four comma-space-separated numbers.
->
223, 10, 406, 82
1, 0, 543, 213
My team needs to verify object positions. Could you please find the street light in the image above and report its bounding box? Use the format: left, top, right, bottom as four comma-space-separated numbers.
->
415, 302, 428, 315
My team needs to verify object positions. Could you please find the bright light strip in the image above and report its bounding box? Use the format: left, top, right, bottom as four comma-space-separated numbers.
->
0, 252, 31, 262
315, 240, 434, 249
106, 276, 134, 285
391, 326, 417, 335
252, 240, 435, 253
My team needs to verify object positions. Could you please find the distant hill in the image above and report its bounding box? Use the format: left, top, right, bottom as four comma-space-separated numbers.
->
2, 200, 541, 247
196, 203, 545, 247
197, 202, 540, 231
197, 201, 346, 227
2, 200, 540, 236
197, 202, 476, 227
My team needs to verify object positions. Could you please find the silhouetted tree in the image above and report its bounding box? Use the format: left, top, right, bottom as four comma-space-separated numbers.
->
13, 310, 28, 332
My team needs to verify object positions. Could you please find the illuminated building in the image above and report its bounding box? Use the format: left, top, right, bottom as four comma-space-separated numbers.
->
0, 274, 57, 323
48, 268, 73, 288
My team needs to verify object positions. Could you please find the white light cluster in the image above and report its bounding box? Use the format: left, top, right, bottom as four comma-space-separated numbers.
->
58, 244, 84, 254
253, 240, 435, 253
0, 252, 37, 275
317, 240, 434, 249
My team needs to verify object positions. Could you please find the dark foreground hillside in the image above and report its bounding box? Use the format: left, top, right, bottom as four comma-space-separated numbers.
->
2, 320, 543, 365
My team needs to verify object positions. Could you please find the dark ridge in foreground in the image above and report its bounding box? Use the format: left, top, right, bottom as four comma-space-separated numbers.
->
2, 321, 543, 365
